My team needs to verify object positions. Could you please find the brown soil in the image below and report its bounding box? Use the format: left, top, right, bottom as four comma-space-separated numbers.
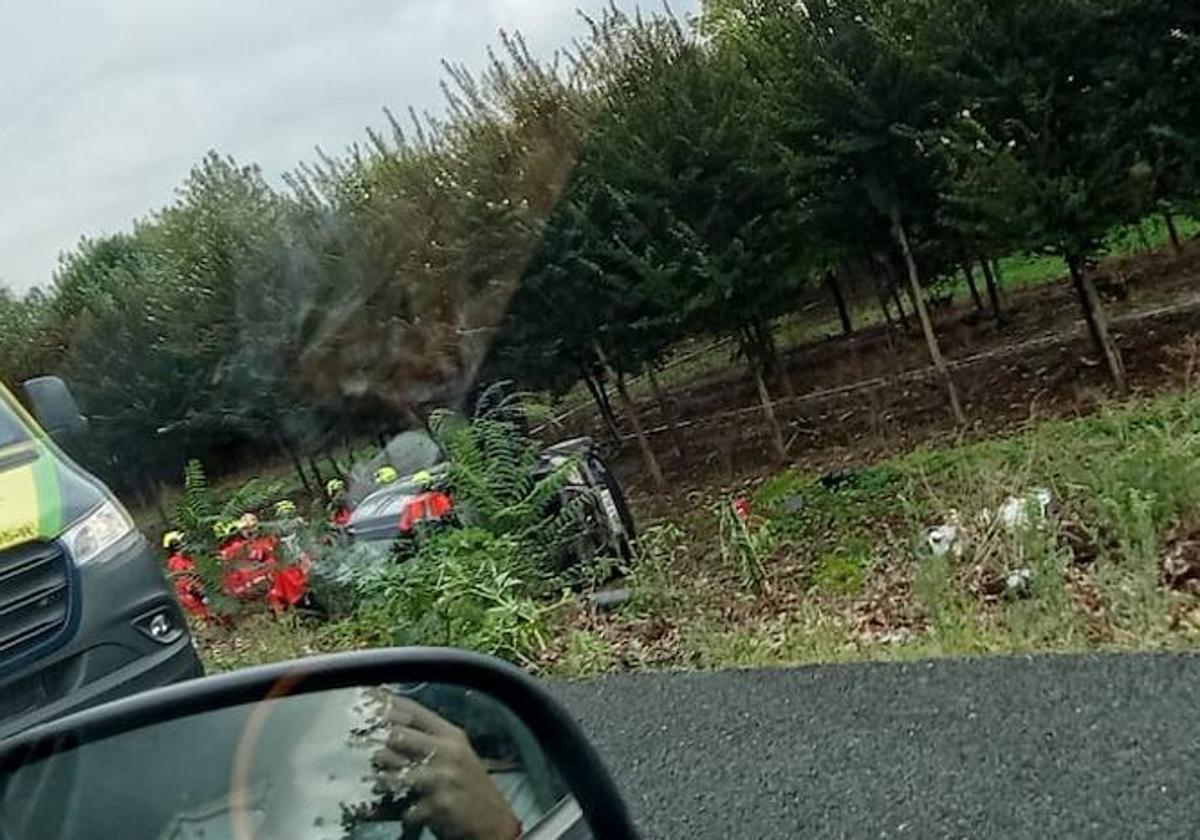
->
579, 244, 1200, 504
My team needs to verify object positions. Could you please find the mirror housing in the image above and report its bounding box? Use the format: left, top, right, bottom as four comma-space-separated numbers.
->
0, 648, 638, 840
21, 376, 88, 441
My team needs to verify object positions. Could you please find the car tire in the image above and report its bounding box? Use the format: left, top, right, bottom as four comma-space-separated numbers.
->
586, 454, 637, 560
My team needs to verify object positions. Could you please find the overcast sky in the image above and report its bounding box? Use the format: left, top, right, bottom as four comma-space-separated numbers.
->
0, 0, 699, 294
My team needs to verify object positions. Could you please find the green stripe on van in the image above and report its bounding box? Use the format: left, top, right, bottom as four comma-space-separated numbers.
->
32, 445, 62, 538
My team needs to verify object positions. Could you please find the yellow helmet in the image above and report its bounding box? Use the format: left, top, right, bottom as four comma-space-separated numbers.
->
325, 478, 346, 497
162, 530, 185, 550
212, 521, 233, 539
274, 500, 297, 517
375, 466, 400, 485
412, 469, 435, 488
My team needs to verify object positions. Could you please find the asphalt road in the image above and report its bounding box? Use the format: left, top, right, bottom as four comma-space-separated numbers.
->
551, 654, 1200, 839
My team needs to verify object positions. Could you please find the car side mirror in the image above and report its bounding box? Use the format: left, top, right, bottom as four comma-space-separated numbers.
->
0, 648, 638, 840
21, 376, 88, 442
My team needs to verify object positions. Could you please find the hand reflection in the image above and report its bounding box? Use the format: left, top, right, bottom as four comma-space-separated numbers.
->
372, 695, 522, 840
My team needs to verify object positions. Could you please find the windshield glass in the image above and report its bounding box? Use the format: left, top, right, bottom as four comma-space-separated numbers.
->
0, 397, 30, 450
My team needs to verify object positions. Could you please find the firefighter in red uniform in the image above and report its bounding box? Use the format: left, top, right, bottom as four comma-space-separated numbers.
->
326, 478, 352, 529
162, 531, 210, 620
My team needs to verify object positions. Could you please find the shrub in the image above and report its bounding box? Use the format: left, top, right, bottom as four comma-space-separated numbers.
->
353, 527, 563, 665
428, 408, 595, 569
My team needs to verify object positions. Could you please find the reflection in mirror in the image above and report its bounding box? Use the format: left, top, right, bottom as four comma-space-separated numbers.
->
0, 682, 590, 840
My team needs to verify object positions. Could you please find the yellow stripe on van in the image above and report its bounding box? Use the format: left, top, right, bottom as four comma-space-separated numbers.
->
0, 460, 41, 551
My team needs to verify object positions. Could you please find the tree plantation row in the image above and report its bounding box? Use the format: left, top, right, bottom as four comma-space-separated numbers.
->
1, 0, 1196, 497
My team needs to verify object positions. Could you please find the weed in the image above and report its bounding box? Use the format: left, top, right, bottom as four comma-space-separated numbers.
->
811, 548, 870, 596
680, 607, 856, 670
754, 470, 810, 509
717, 500, 776, 595
555, 630, 619, 677
625, 522, 687, 615
195, 612, 344, 673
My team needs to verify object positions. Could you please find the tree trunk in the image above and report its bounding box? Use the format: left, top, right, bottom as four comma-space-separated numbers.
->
979, 257, 1005, 323
760, 323, 795, 399
961, 262, 985, 312
131, 468, 152, 516
869, 258, 901, 341
596, 379, 619, 430
1164, 208, 1183, 258
613, 374, 666, 490
324, 450, 346, 480
826, 270, 853, 335
647, 366, 686, 459
595, 342, 665, 489
751, 360, 788, 463
277, 433, 313, 496
889, 273, 909, 329
876, 285, 896, 331
1067, 255, 1127, 393
1137, 220, 1153, 252
891, 213, 967, 426
582, 368, 622, 445
307, 456, 325, 488
153, 481, 171, 524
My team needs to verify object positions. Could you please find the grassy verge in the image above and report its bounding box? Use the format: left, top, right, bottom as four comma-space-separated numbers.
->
547, 388, 1200, 676
197, 387, 1200, 676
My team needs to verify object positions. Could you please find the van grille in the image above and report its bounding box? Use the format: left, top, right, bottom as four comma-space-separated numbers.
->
0, 541, 70, 665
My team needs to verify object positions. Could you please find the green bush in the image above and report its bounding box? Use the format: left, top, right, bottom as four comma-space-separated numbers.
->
353, 528, 562, 665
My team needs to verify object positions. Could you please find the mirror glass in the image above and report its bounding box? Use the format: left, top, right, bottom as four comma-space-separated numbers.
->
0, 682, 588, 840
21, 376, 87, 440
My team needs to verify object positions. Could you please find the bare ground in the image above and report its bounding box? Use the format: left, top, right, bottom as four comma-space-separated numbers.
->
584, 244, 1200, 505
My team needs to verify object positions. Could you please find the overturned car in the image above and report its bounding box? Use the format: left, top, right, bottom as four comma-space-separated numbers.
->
336, 425, 636, 575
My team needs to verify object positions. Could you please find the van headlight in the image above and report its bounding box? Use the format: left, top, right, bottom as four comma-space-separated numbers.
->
62, 500, 135, 565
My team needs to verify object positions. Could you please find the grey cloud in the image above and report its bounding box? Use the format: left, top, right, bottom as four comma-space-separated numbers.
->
0, 0, 699, 293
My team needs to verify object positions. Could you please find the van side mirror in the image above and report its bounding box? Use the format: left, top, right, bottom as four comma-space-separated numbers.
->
22, 376, 89, 441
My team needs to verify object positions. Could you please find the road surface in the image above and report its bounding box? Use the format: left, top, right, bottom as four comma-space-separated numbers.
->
552, 653, 1200, 838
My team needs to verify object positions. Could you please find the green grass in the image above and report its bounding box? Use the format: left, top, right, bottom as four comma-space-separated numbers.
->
544, 389, 1200, 677
200, 388, 1200, 678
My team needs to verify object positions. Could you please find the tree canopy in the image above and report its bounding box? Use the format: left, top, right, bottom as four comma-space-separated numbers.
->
1, 1, 1196, 493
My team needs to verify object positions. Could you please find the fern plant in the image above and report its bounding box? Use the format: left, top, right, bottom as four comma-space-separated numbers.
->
169, 459, 215, 544
340, 406, 601, 665
168, 459, 288, 548
217, 477, 287, 523
428, 409, 593, 569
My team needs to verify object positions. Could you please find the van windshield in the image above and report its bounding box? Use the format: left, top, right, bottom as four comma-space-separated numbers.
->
0, 399, 30, 450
